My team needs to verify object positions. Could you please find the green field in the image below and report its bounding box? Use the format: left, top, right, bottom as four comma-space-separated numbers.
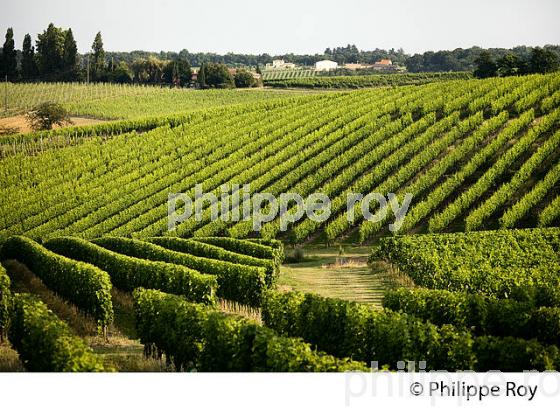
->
261, 69, 317, 81
1, 74, 559, 242
0, 82, 306, 119
264, 71, 472, 88
1, 73, 560, 372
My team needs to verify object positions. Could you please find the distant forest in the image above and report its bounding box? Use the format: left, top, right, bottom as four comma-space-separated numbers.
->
106, 44, 560, 72
1, 23, 559, 85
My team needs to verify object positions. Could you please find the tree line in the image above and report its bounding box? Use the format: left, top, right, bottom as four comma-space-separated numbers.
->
473, 49, 559, 78
0, 24, 265, 89
1, 24, 559, 83
120, 44, 560, 73
0, 24, 195, 86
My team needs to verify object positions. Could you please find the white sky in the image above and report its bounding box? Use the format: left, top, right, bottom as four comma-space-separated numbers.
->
2, 0, 559, 55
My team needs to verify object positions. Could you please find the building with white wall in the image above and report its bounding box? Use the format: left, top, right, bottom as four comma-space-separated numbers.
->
315, 60, 338, 71
265, 59, 296, 70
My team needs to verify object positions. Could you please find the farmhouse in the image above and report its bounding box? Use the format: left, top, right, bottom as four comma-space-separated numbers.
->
343, 63, 374, 70
372, 59, 404, 72
265, 59, 296, 70
315, 60, 338, 71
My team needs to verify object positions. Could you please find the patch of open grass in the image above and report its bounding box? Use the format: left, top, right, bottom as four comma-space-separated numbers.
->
219, 299, 261, 324
278, 245, 395, 305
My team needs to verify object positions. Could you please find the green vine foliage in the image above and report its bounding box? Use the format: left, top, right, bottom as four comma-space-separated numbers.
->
261, 290, 560, 371
0, 264, 11, 338
44, 236, 217, 305
376, 228, 560, 304
384, 287, 560, 345
1, 236, 113, 327
93, 237, 266, 307
133, 288, 367, 372
9, 293, 106, 372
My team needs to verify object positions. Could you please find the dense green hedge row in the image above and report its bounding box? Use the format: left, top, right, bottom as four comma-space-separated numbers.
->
474, 336, 560, 372
133, 288, 367, 372
193, 237, 284, 267
246, 238, 285, 254
93, 237, 266, 307
9, 293, 106, 371
262, 290, 474, 370
0, 264, 10, 338
1, 236, 114, 326
44, 237, 216, 304
147, 237, 277, 278
374, 228, 560, 304
384, 288, 560, 345
262, 291, 560, 371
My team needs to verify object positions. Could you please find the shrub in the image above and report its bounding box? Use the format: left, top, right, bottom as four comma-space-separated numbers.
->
26, 102, 73, 131
9, 293, 106, 371
234, 70, 256, 88
384, 287, 477, 329
1, 236, 113, 327
285, 247, 306, 263
44, 237, 216, 304
202, 63, 234, 88
133, 288, 367, 372
93, 237, 267, 307
376, 228, 560, 305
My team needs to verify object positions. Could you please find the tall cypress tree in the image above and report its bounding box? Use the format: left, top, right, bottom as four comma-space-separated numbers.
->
21, 33, 37, 79
62, 28, 78, 80
36, 23, 65, 79
198, 62, 207, 89
91, 32, 105, 81
2, 28, 17, 80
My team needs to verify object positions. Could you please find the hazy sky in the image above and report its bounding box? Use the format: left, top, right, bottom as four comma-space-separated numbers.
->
2, 0, 559, 55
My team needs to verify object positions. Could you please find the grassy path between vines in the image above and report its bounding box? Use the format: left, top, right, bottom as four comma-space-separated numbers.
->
278, 245, 400, 306
1, 243, 401, 371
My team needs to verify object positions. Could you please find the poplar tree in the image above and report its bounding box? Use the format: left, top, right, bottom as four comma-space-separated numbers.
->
62, 28, 78, 80
91, 32, 105, 81
21, 34, 37, 79
2, 28, 17, 80
198, 62, 207, 88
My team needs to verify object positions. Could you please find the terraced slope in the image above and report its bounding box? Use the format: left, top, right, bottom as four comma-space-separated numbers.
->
1, 74, 559, 244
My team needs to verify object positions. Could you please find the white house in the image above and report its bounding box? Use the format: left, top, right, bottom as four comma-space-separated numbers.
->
265, 59, 296, 70
315, 60, 338, 71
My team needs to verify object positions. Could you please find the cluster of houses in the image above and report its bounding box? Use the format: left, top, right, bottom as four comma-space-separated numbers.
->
265, 58, 404, 72
188, 57, 403, 87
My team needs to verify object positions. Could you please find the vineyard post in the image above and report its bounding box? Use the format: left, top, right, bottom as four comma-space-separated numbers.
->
86, 54, 90, 84
4, 75, 7, 113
